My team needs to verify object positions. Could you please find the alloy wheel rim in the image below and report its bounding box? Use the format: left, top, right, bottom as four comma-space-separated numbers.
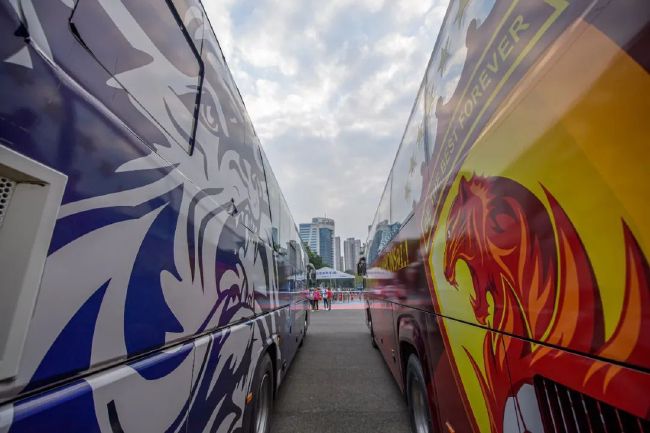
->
411, 378, 430, 433
255, 373, 271, 433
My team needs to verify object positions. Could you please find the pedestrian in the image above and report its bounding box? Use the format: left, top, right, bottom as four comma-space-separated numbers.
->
308, 289, 314, 311
314, 288, 320, 310
326, 287, 333, 310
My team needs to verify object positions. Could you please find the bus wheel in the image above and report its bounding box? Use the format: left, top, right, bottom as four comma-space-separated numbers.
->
369, 317, 378, 349
249, 353, 274, 433
406, 355, 432, 433
299, 311, 309, 347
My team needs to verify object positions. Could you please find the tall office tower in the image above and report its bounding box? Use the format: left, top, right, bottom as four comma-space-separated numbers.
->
298, 217, 335, 267
344, 237, 362, 272
299, 223, 315, 251
334, 236, 343, 271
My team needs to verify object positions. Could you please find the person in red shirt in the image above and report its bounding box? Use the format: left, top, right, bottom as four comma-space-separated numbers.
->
326, 288, 333, 310
314, 288, 320, 310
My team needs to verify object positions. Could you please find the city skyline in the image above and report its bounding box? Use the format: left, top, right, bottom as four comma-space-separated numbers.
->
205, 1, 446, 242
299, 216, 365, 271
299, 217, 336, 267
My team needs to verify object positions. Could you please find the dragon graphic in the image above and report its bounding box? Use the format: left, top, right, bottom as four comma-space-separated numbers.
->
443, 175, 650, 432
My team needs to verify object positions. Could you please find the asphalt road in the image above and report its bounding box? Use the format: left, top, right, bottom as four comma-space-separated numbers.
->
270, 305, 411, 433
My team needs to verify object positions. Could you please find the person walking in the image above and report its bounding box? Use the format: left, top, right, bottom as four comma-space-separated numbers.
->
324, 287, 329, 310
326, 287, 333, 310
308, 289, 314, 311
314, 288, 320, 310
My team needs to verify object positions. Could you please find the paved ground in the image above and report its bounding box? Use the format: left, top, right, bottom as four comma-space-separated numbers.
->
270, 305, 411, 433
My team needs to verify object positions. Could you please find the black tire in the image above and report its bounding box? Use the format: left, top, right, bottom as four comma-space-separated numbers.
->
368, 313, 378, 349
299, 311, 309, 347
247, 353, 274, 433
406, 355, 433, 433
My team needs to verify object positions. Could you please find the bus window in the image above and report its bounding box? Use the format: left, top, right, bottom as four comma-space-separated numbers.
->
424, 67, 439, 161
391, 84, 426, 226
368, 174, 392, 263
261, 151, 281, 249
70, 0, 203, 152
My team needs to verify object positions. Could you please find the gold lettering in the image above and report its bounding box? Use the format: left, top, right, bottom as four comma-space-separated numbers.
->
479, 69, 491, 91
470, 85, 482, 106
486, 52, 499, 73
509, 15, 530, 43
498, 36, 512, 61
463, 99, 473, 125
458, 111, 467, 130
404, 241, 410, 264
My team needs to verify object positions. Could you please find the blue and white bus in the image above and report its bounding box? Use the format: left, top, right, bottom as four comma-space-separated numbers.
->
0, 1, 309, 432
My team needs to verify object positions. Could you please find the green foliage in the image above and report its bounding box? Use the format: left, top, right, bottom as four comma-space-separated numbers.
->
303, 243, 324, 269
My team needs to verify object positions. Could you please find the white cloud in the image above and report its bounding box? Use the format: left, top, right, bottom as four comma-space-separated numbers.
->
206, 0, 449, 242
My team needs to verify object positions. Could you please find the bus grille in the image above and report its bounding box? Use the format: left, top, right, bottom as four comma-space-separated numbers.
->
534, 376, 650, 433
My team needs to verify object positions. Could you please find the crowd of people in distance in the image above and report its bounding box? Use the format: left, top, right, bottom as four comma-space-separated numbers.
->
306, 287, 360, 311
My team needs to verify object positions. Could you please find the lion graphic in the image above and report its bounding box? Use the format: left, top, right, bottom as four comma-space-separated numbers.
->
443, 175, 650, 432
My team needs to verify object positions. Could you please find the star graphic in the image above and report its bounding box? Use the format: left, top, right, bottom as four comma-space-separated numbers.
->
417, 123, 425, 148
438, 38, 451, 76
409, 155, 417, 174
426, 90, 437, 119
427, 82, 435, 102
454, 0, 471, 27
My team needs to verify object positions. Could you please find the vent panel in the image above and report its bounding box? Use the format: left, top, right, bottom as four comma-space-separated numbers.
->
534, 376, 650, 433
0, 176, 16, 228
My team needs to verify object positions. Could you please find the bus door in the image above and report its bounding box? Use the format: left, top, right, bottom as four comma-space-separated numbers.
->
372, 294, 401, 385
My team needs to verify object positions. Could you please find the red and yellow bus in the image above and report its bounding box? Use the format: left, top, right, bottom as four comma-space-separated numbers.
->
363, 0, 649, 432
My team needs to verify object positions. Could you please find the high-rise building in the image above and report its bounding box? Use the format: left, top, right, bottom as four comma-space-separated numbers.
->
299, 223, 314, 251
334, 236, 343, 271
298, 217, 335, 267
343, 237, 362, 272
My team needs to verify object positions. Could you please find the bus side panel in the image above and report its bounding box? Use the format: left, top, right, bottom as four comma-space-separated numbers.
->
186, 325, 256, 433
371, 298, 401, 384
423, 314, 477, 433
502, 333, 650, 431
0, 341, 195, 433
0, 0, 289, 404
0, 303, 304, 433
412, 0, 649, 431
186, 307, 302, 433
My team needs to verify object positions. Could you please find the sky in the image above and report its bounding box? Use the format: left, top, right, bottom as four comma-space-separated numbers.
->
204, 0, 449, 243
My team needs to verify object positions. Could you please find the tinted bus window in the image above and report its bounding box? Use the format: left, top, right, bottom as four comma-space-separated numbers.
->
367, 174, 392, 263
279, 196, 293, 255
424, 70, 438, 160
261, 152, 281, 248
391, 85, 426, 226
70, 0, 203, 152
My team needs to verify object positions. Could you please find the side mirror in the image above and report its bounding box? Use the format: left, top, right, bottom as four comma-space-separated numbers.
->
357, 257, 367, 276
307, 263, 316, 286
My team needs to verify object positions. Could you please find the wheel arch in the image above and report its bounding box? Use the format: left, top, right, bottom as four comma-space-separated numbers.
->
398, 314, 440, 432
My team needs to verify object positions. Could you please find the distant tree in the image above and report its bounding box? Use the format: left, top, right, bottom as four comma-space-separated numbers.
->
303, 243, 324, 269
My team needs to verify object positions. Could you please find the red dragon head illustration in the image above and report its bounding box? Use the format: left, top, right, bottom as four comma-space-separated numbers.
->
443, 175, 559, 339
440, 174, 650, 432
